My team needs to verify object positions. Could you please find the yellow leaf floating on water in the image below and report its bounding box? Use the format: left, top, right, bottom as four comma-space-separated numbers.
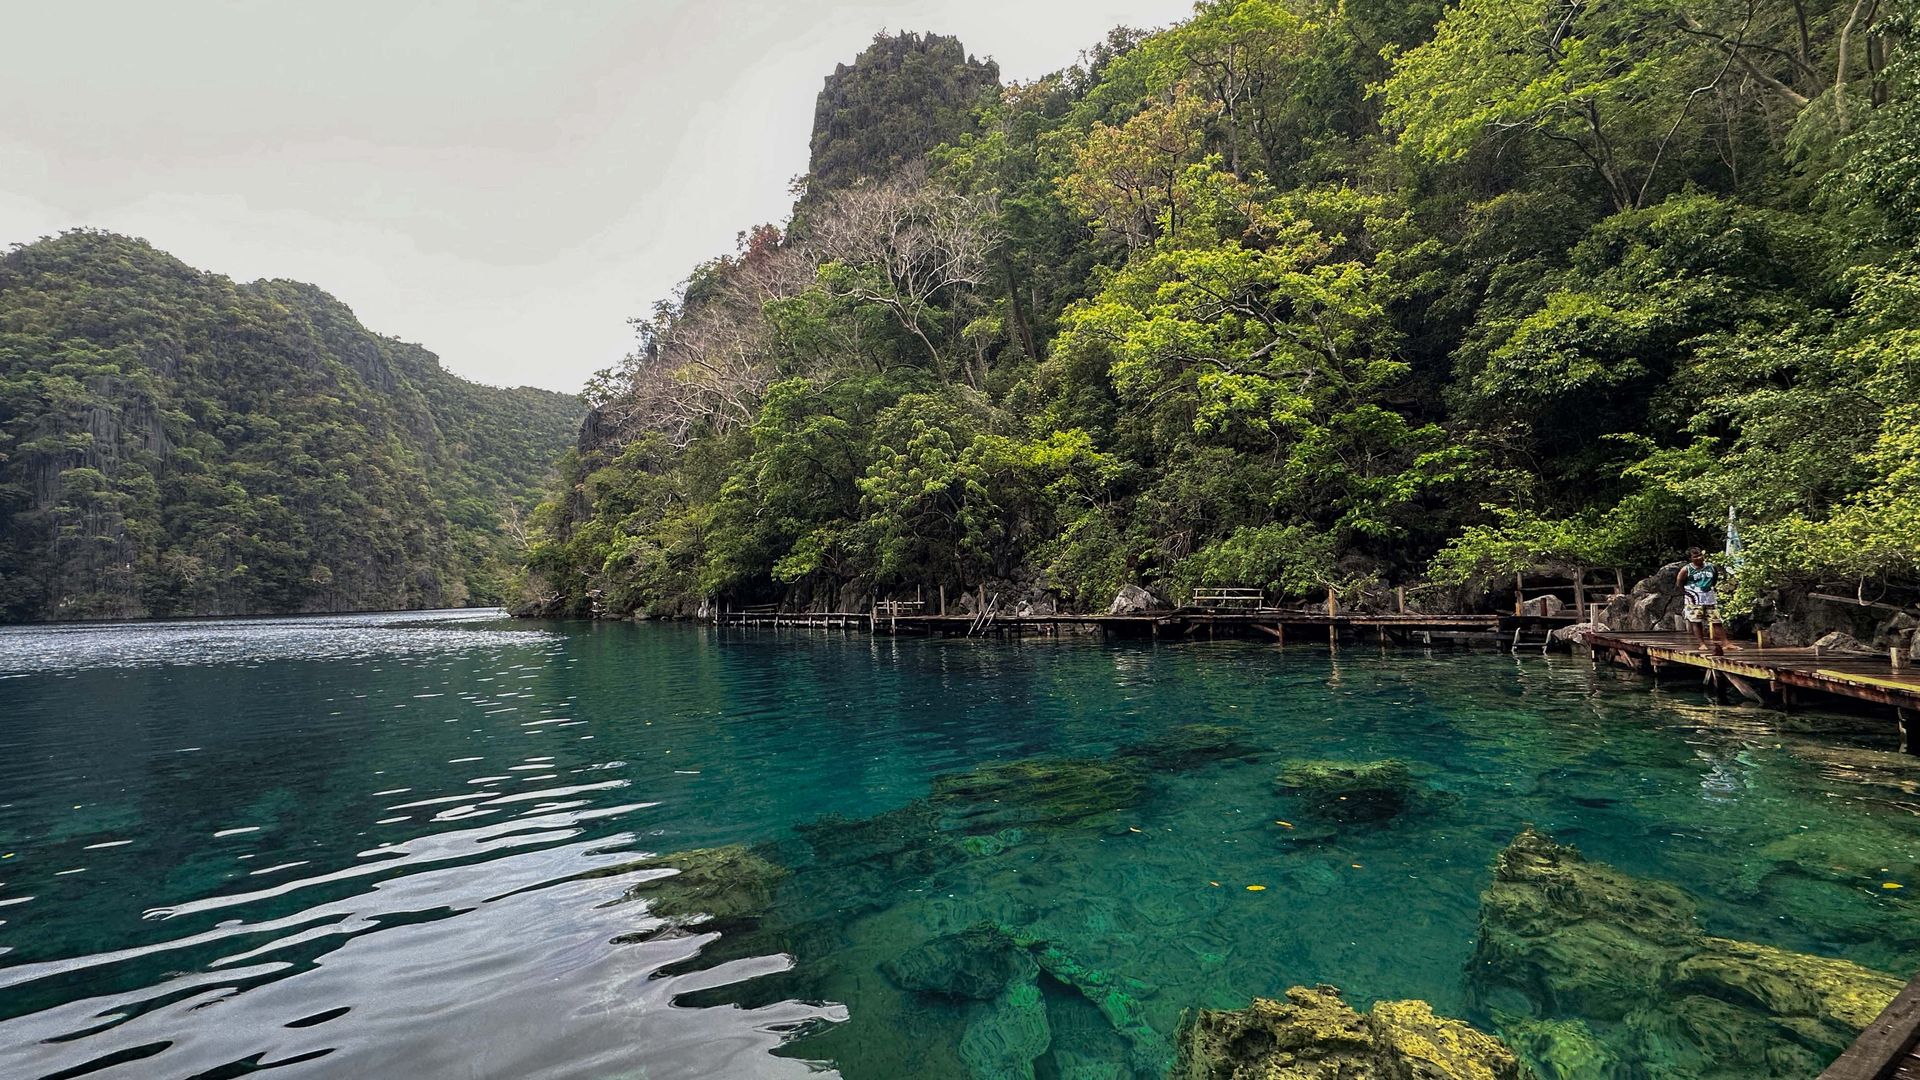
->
1209, 881, 1221, 887
1885, 882, 1904, 890
1128, 827, 1141, 833
1351, 864, 1364, 869
1275, 821, 1294, 829
1246, 884, 1266, 892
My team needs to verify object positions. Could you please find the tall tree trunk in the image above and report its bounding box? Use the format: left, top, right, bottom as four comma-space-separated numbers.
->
1001, 252, 1041, 363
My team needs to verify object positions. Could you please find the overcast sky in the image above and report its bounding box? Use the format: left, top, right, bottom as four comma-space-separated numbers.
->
0, 1, 1193, 393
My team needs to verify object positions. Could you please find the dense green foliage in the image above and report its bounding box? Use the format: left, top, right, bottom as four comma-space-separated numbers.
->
528, 5, 1920, 617
0, 232, 581, 620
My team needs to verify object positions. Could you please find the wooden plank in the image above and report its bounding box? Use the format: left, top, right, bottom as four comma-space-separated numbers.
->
1820, 972, 1920, 1080
1583, 628, 1920, 712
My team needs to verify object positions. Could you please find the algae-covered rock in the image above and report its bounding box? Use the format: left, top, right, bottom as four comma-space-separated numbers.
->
959, 977, 1052, 1080
1470, 829, 1696, 1017
1023, 936, 1170, 1076
1494, 1015, 1622, 1080
1671, 937, 1902, 1047
1123, 724, 1264, 770
1173, 985, 1526, 1080
617, 844, 786, 924
1469, 828, 1902, 1078
1370, 999, 1532, 1080
884, 925, 1035, 1001
930, 757, 1148, 833
1275, 759, 1418, 822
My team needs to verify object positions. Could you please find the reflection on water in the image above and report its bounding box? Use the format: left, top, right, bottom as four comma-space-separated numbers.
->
0, 618, 1914, 1078
0, 609, 561, 674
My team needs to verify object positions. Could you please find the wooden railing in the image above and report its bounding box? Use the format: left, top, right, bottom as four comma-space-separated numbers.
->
1192, 587, 1266, 611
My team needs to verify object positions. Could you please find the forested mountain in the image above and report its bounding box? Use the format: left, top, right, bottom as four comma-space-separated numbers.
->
0, 231, 581, 621
525, 3, 1920, 620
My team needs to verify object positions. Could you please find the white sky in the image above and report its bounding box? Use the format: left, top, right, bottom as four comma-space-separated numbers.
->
0, 1, 1193, 392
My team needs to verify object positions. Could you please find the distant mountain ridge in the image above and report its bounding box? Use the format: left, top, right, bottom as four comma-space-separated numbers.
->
0, 230, 581, 621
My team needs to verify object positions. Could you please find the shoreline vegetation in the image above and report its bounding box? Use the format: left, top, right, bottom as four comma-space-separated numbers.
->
517, 2, 1920, 660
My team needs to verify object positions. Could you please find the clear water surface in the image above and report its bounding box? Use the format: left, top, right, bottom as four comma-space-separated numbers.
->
0, 611, 1915, 1078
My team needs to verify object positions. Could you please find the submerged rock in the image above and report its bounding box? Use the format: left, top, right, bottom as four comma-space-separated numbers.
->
1275, 759, 1418, 822
884, 925, 1035, 1001
930, 757, 1148, 832
1494, 1014, 1622, 1080
1173, 985, 1526, 1080
895, 922, 1170, 1078
618, 844, 787, 925
1123, 723, 1265, 770
960, 978, 1052, 1080
1469, 828, 1901, 1078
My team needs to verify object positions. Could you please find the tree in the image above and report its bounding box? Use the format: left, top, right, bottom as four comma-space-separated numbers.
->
806, 166, 998, 384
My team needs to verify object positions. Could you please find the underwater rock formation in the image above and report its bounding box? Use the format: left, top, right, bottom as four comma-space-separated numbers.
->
1470, 828, 1901, 1079
1275, 759, 1418, 822
1493, 1015, 1622, 1080
929, 757, 1149, 833
1122, 723, 1265, 770
617, 844, 787, 925
886, 922, 1172, 1077
884, 925, 1037, 1001
1173, 985, 1527, 1080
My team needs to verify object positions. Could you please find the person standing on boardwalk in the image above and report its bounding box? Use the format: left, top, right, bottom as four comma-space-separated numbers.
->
1675, 547, 1730, 654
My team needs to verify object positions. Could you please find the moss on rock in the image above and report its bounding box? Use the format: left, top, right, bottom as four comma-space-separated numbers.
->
618, 844, 787, 925
1493, 1015, 1622, 1080
1275, 759, 1418, 822
1469, 828, 1902, 1078
930, 757, 1149, 832
884, 925, 1036, 1001
1173, 985, 1527, 1079
1123, 723, 1265, 770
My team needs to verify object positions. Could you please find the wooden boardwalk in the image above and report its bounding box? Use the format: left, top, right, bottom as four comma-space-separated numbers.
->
1580, 628, 1920, 746
1823, 975, 1920, 1079
719, 607, 1572, 645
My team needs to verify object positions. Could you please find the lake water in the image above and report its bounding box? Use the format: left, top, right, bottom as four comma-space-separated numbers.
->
0, 611, 1914, 1078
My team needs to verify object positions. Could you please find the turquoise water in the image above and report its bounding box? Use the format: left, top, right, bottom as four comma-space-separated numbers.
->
0, 612, 1915, 1078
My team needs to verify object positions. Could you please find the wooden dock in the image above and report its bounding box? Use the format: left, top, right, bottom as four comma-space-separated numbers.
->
1580, 628, 1920, 748
1823, 975, 1920, 1079
718, 607, 1572, 645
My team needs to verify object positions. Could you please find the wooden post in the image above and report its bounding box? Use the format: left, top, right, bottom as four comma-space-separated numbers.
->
1514, 572, 1525, 616
939, 584, 947, 616
1573, 569, 1586, 625
1395, 586, 1406, 614
1614, 568, 1627, 595
1326, 586, 1337, 617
